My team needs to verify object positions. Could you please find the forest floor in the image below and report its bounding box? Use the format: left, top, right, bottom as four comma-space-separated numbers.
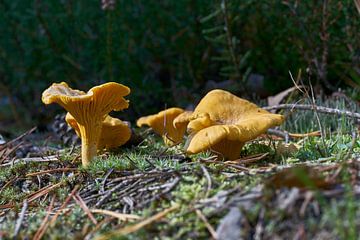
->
1, 96, 360, 239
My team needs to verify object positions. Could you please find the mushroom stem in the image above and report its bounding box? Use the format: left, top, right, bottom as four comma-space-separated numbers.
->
78, 123, 102, 167
81, 139, 98, 167
212, 140, 244, 160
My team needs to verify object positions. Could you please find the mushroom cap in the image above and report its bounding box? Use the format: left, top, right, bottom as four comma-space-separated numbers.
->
173, 110, 193, 130
42, 82, 130, 123
42, 82, 130, 167
186, 89, 284, 159
66, 113, 131, 149
136, 107, 186, 146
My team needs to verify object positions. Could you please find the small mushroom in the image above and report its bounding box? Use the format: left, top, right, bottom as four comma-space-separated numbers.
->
186, 89, 284, 160
42, 82, 130, 167
137, 108, 186, 146
65, 113, 131, 150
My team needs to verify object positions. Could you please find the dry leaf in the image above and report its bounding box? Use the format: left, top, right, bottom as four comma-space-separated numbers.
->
266, 165, 334, 190
267, 86, 304, 107
276, 142, 300, 156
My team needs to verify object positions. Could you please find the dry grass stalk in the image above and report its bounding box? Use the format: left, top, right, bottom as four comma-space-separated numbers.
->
73, 193, 98, 225
195, 209, 218, 239
33, 195, 56, 240
90, 209, 141, 221
95, 204, 180, 240
50, 185, 80, 225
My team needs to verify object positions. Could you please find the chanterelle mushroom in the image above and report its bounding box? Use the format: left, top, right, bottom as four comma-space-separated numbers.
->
65, 113, 131, 150
42, 82, 130, 167
136, 108, 187, 146
173, 110, 193, 131
186, 89, 284, 160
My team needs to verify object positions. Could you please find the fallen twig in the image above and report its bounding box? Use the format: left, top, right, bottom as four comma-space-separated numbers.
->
33, 195, 56, 240
13, 200, 28, 238
136, 176, 181, 208
94, 179, 142, 207
95, 204, 180, 240
200, 158, 250, 172
100, 169, 114, 194
90, 209, 141, 221
263, 104, 360, 121
288, 131, 321, 138
200, 165, 212, 198
50, 185, 80, 225
226, 153, 269, 165
0, 177, 17, 193
84, 218, 114, 240
195, 209, 218, 239
0, 127, 37, 149
73, 193, 98, 225
27, 182, 63, 203
1, 155, 59, 167
26, 168, 78, 177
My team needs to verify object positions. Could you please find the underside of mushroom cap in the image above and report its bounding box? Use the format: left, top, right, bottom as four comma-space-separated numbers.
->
42, 82, 131, 167
42, 82, 130, 124
98, 116, 131, 149
137, 107, 186, 146
186, 115, 283, 157
66, 113, 131, 150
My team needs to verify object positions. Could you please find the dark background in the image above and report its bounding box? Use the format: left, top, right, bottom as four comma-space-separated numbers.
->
0, 0, 359, 130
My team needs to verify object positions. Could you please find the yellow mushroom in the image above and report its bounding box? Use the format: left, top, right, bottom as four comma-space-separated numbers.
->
173, 110, 193, 130
42, 82, 130, 167
186, 89, 284, 160
136, 107, 187, 146
65, 113, 131, 150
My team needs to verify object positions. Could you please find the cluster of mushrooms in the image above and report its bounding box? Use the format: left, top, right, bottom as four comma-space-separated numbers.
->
42, 82, 284, 168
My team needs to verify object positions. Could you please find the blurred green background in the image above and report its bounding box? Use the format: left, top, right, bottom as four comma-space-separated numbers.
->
0, 0, 359, 128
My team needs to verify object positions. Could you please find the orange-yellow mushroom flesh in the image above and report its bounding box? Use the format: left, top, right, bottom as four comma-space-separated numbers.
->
185, 89, 284, 160
66, 113, 131, 150
137, 108, 186, 146
42, 82, 130, 167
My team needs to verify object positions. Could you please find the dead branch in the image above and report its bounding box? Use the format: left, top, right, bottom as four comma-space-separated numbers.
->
263, 104, 360, 121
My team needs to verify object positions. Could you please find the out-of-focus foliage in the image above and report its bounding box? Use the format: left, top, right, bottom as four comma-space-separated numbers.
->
201, 0, 359, 94
0, 0, 210, 122
0, 0, 358, 124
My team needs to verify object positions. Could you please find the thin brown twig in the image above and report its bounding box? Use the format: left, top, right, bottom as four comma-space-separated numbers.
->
136, 176, 181, 209
95, 204, 180, 240
0, 127, 36, 149
309, 82, 328, 154
73, 193, 98, 225
200, 164, 212, 198
100, 168, 114, 193
27, 182, 63, 203
226, 153, 269, 165
33, 195, 56, 240
26, 168, 78, 177
13, 200, 28, 238
83, 217, 114, 240
195, 209, 218, 239
90, 209, 141, 221
0, 177, 17, 193
200, 158, 250, 172
263, 104, 360, 121
1, 155, 59, 167
94, 179, 142, 207
50, 185, 80, 226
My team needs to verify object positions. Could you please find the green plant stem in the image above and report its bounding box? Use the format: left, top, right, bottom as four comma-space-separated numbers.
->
106, 11, 113, 82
